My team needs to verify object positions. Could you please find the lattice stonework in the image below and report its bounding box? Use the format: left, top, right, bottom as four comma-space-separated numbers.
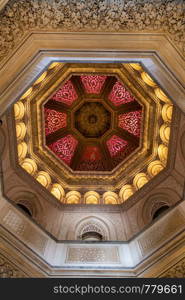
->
80, 75, 107, 94
108, 81, 135, 106
48, 135, 78, 165
44, 108, 67, 135
52, 80, 78, 106
118, 110, 142, 137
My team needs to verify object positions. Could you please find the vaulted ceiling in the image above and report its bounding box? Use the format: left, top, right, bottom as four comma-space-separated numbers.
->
12, 62, 174, 204
0, 0, 185, 279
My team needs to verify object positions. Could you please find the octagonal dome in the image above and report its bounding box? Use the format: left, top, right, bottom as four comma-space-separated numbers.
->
43, 74, 142, 172
12, 62, 173, 204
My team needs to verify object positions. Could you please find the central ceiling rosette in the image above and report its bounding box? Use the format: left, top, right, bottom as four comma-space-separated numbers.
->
74, 102, 111, 138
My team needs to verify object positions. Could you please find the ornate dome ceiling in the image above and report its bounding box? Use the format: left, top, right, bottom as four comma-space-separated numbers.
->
44, 74, 142, 172
13, 62, 173, 204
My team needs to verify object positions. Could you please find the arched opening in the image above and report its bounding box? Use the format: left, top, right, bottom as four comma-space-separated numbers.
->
81, 231, 103, 241
152, 205, 169, 220
17, 203, 32, 217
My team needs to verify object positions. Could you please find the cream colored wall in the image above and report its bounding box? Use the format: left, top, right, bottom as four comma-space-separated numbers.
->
0, 190, 185, 277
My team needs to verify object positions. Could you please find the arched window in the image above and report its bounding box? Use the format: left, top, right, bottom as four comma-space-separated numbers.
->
81, 231, 103, 241
152, 205, 169, 220
17, 203, 32, 217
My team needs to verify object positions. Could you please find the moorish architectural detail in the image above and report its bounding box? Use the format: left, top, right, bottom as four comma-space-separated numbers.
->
11, 62, 175, 205
0, 254, 26, 278
66, 246, 120, 263
160, 257, 185, 278
0, 0, 185, 279
0, 0, 185, 64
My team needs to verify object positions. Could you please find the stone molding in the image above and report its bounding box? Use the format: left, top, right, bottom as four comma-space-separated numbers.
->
0, 34, 185, 119
160, 257, 185, 278
0, 127, 5, 156
0, 0, 184, 64
0, 253, 26, 278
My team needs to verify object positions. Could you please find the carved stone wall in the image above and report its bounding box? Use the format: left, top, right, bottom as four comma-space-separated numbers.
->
180, 131, 185, 162
160, 257, 185, 278
1, 208, 48, 255
61, 212, 122, 240
138, 209, 185, 256
66, 245, 120, 264
0, 0, 9, 11
121, 183, 183, 240
0, 128, 5, 156
7, 189, 44, 221
76, 218, 108, 240
0, 0, 184, 64
141, 188, 180, 225
0, 253, 26, 278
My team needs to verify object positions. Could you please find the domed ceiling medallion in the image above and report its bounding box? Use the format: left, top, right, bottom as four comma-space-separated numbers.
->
74, 102, 111, 138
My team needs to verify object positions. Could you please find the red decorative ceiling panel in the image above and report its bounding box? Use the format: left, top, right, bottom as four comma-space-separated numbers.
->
111, 144, 137, 167
43, 72, 142, 172
81, 146, 102, 161
52, 80, 78, 106
108, 81, 135, 106
76, 146, 106, 171
48, 134, 78, 165
118, 110, 142, 137
44, 108, 67, 136
80, 75, 107, 94
106, 135, 128, 157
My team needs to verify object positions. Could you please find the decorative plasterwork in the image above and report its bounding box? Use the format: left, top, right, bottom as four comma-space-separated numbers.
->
43, 72, 142, 172
0, 0, 8, 11
160, 257, 185, 278
0, 198, 185, 277
29, 64, 147, 184
0, 0, 185, 65
0, 253, 26, 278
12, 62, 174, 205
0, 34, 184, 118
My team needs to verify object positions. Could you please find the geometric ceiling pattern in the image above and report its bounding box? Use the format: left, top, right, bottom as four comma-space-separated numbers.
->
44, 75, 142, 171
44, 108, 67, 136
13, 62, 173, 205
